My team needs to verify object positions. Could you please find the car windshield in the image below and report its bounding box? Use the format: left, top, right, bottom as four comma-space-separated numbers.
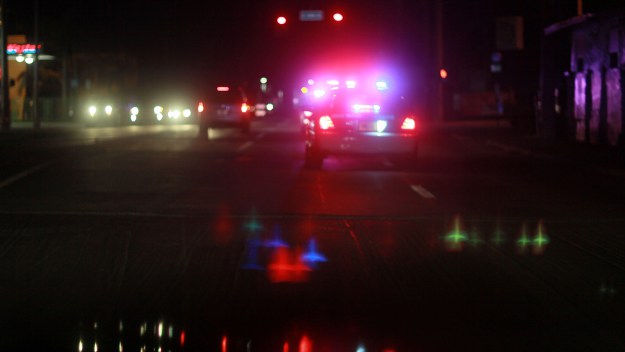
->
2, 1, 625, 351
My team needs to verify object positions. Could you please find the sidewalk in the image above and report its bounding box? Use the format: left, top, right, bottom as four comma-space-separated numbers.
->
431, 118, 625, 174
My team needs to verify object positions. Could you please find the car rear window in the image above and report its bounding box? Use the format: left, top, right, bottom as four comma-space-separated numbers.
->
208, 89, 246, 104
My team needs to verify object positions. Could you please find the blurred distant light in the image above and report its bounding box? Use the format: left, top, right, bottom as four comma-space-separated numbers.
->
301, 86, 309, 94
333, 13, 344, 21
283, 342, 289, 352
439, 68, 448, 79
303, 110, 313, 117
197, 102, 204, 112
327, 79, 339, 86
154, 106, 163, 114
94, 342, 98, 352
221, 336, 228, 352
25, 55, 34, 64
130, 115, 137, 122
266, 103, 274, 111
88, 106, 97, 117
78, 339, 83, 352
180, 331, 186, 347
241, 103, 250, 113
313, 89, 326, 98
119, 341, 123, 352
158, 322, 164, 338
356, 346, 366, 352
346, 80, 357, 88
375, 81, 388, 90
307, 79, 315, 85
105, 105, 113, 116
130, 107, 139, 116
260, 77, 268, 84
156, 113, 163, 121
217, 86, 230, 92
319, 115, 334, 130
277, 16, 287, 25
16, 55, 25, 63
183, 109, 192, 118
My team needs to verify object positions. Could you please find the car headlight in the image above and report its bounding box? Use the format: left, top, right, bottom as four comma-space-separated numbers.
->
183, 109, 191, 118
88, 106, 97, 117
105, 105, 113, 116
130, 107, 139, 116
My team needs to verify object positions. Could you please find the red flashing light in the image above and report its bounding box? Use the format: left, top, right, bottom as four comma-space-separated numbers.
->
333, 13, 344, 22
277, 16, 287, 25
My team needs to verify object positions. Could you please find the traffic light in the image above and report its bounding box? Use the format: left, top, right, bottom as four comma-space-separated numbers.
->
276, 16, 287, 25
439, 68, 448, 80
332, 12, 344, 22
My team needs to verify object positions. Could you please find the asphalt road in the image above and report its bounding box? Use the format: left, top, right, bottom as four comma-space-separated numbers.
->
1, 115, 624, 351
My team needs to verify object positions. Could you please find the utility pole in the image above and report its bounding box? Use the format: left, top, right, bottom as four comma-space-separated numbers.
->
435, 0, 444, 121
33, 0, 39, 129
0, 0, 10, 131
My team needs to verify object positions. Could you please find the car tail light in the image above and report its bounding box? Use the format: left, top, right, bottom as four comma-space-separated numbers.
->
197, 102, 204, 113
319, 115, 335, 130
241, 103, 250, 113
401, 117, 417, 130
303, 110, 313, 117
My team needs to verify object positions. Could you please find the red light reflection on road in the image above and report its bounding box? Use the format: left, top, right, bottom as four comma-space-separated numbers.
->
214, 205, 234, 245
299, 335, 312, 352
283, 342, 289, 352
268, 247, 312, 283
221, 335, 227, 352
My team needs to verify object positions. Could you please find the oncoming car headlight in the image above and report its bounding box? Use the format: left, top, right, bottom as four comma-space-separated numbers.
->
88, 106, 97, 117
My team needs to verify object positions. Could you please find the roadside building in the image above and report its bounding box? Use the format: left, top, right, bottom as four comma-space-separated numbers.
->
541, 9, 625, 148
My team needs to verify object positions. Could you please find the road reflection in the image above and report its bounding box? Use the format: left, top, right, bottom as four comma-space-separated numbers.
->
443, 215, 550, 255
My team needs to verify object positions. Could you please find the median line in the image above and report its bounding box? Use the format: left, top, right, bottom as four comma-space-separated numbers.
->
0, 160, 57, 190
237, 141, 254, 152
410, 185, 436, 199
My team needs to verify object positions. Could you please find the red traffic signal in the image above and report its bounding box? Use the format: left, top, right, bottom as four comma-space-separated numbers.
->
332, 13, 344, 22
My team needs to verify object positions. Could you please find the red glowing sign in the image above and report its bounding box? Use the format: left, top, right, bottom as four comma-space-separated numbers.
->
7, 43, 41, 55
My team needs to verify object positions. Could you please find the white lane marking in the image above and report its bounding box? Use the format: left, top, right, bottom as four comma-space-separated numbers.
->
410, 185, 436, 199
0, 160, 56, 190
237, 141, 254, 152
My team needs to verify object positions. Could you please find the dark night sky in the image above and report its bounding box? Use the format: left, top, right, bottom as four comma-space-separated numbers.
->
6, 0, 625, 95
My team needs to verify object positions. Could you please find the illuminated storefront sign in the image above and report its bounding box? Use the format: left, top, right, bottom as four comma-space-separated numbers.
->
6, 43, 41, 55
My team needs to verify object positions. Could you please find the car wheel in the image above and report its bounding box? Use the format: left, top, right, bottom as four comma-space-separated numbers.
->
304, 144, 323, 170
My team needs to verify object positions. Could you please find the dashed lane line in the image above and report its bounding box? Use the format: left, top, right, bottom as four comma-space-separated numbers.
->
0, 160, 57, 190
410, 184, 436, 199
